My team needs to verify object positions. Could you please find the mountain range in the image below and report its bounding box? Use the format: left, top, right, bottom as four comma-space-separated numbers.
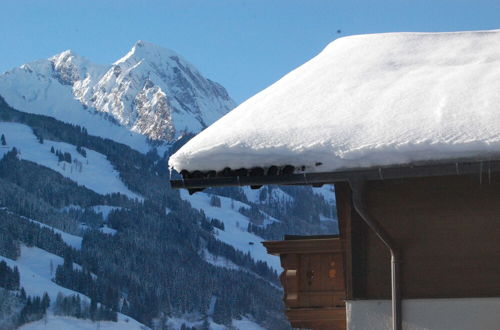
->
0, 41, 235, 150
0, 42, 336, 330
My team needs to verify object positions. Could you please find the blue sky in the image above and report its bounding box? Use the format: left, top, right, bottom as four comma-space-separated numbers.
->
1, 0, 500, 102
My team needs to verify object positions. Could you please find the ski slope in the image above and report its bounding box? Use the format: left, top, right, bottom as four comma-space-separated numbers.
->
0, 122, 142, 200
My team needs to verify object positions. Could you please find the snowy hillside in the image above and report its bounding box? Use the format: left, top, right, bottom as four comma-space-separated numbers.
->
20, 316, 147, 330
1, 238, 264, 330
23, 218, 82, 250
0, 122, 141, 199
0, 41, 235, 151
0, 62, 335, 329
180, 190, 281, 271
0, 245, 148, 330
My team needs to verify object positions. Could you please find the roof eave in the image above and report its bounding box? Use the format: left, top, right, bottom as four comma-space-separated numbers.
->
170, 159, 500, 191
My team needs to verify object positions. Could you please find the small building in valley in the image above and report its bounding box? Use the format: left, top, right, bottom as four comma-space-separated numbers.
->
169, 29, 500, 330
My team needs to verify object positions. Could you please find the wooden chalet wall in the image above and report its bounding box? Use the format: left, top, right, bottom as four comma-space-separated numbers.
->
335, 173, 500, 300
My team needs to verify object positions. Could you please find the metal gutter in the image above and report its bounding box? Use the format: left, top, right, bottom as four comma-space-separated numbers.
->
350, 180, 402, 330
170, 159, 499, 190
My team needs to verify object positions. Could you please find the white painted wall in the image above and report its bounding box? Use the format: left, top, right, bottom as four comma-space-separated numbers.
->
347, 298, 500, 330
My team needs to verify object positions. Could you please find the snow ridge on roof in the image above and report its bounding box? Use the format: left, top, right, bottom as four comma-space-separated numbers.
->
170, 29, 500, 173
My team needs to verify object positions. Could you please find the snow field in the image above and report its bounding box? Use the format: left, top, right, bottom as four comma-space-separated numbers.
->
99, 225, 117, 236
0, 122, 142, 200
1, 245, 148, 329
1, 245, 82, 302
20, 315, 147, 330
181, 190, 282, 271
165, 315, 265, 330
1, 209, 83, 250
203, 250, 241, 271
25, 218, 83, 250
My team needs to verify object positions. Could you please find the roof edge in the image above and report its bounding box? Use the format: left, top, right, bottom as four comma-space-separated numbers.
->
170, 159, 500, 192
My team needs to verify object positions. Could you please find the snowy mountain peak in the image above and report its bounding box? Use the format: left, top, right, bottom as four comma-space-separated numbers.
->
0, 42, 236, 147
49, 50, 97, 86
115, 40, 179, 66
50, 49, 76, 61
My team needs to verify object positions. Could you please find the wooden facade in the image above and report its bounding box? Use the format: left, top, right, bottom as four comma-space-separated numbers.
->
263, 236, 347, 330
335, 173, 500, 300
262, 173, 500, 329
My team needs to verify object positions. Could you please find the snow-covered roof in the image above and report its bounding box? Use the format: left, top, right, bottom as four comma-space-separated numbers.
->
169, 30, 500, 175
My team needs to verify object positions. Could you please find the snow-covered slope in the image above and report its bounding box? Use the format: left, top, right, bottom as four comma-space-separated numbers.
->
169, 29, 500, 173
242, 186, 294, 205
25, 218, 83, 250
180, 190, 281, 271
0, 41, 235, 151
1, 245, 80, 301
0, 245, 148, 330
2, 243, 262, 330
20, 316, 146, 330
166, 315, 265, 330
0, 122, 141, 200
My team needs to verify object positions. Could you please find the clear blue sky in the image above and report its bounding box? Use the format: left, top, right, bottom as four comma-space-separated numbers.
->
1, 0, 500, 103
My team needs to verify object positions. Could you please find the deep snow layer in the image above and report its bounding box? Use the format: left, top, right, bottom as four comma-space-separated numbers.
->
170, 29, 500, 173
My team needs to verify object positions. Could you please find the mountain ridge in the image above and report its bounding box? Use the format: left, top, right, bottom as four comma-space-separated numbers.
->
0, 41, 235, 150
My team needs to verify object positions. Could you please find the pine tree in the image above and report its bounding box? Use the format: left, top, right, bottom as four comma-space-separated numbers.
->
1, 134, 6, 145
90, 297, 97, 321
210, 195, 221, 207
121, 298, 130, 315
13, 266, 20, 289
20, 287, 27, 301
201, 317, 210, 330
42, 292, 50, 310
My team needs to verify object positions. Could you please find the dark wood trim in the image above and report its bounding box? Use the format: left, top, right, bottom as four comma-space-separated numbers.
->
286, 308, 346, 330
334, 182, 353, 300
263, 237, 343, 256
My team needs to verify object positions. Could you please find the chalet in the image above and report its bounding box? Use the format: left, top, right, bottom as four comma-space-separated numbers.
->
169, 30, 500, 330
